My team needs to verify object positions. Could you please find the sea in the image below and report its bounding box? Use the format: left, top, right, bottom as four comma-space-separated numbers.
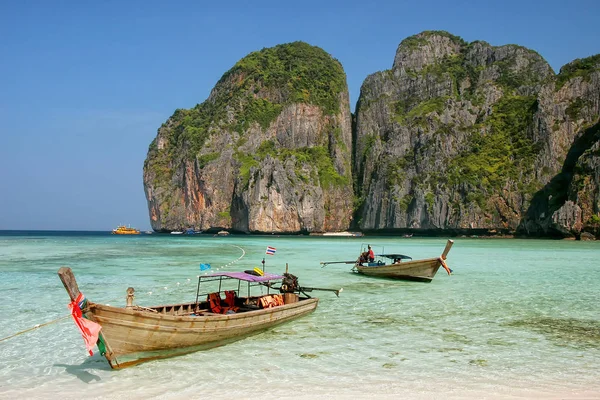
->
0, 231, 599, 399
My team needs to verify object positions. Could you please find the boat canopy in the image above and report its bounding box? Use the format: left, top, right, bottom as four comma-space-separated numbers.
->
195, 271, 283, 305
201, 271, 283, 282
378, 254, 413, 260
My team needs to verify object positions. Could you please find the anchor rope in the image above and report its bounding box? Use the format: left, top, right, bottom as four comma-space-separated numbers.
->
0, 315, 70, 343
132, 244, 247, 301
0, 245, 247, 343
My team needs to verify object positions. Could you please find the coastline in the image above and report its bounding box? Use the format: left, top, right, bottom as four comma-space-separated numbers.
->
2, 229, 596, 241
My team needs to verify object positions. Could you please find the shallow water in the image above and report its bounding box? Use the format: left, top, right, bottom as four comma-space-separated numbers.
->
0, 232, 599, 399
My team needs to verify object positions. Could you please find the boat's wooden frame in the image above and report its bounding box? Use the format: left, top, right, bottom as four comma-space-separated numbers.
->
58, 267, 318, 369
353, 240, 454, 282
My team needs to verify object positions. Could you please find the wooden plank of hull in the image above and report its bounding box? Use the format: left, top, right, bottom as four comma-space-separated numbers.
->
86, 298, 318, 369
356, 257, 441, 282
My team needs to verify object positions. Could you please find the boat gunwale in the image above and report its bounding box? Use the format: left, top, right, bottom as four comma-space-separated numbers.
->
355, 256, 442, 270
88, 297, 319, 322
91, 301, 318, 334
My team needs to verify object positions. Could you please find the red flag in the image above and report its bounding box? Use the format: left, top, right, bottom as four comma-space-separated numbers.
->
68, 293, 102, 356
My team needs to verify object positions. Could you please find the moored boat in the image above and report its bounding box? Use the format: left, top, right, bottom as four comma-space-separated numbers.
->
111, 225, 140, 235
322, 231, 364, 237
321, 240, 454, 282
57, 266, 322, 369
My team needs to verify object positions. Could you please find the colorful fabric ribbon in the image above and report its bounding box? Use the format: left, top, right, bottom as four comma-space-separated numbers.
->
67, 292, 102, 356
439, 258, 453, 275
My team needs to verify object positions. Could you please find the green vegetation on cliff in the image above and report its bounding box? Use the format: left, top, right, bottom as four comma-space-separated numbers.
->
565, 98, 592, 121
395, 96, 450, 124
399, 31, 467, 52
158, 42, 346, 161
170, 106, 221, 157
556, 54, 600, 89
235, 142, 350, 190
382, 34, 555, 216
393, 37, 548, 120
144, 138, 172, 189
222, 41, 347, 115
146, 41, 349, 191
446, 95, 540, 197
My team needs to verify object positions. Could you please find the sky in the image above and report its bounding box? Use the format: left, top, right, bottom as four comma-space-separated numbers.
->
1, 0, 598, 231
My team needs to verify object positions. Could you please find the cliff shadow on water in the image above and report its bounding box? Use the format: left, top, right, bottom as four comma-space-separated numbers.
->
519, 120, 600, 238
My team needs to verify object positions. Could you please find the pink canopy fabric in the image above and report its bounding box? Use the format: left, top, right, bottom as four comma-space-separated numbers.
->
204, 271, 283, 282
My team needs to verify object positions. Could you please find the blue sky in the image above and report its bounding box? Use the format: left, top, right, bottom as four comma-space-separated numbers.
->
1, 0, 598, 231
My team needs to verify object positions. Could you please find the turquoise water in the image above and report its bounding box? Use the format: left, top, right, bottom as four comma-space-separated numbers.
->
0, 232, 599, 399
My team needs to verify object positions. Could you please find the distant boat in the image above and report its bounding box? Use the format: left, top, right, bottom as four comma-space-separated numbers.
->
217, 230, 230, 236
170, 231, 183, 235
322, 231, 363, 237
112, 225, 140, 235
321, 240, 454, 282
144, 231, 153, 235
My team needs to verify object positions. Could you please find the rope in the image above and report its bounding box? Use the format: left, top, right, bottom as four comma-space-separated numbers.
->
0, 314, 70, 343
137, 244, 247, 299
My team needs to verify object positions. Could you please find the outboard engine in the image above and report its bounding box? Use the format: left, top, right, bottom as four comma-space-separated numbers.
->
280, 272, 299, 293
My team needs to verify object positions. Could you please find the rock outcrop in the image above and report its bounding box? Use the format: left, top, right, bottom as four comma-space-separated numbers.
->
144, 32, 600, 238
353, 31, 600, 237
519, 120, 600, 238
143, 42, 353, 233
518, 56, 600, 238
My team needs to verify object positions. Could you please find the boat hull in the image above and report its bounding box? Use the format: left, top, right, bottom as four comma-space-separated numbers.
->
355, 257, 443, 282
86, 298, 318, 369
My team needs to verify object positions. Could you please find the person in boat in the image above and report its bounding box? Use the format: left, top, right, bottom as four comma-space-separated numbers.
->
357, 251, 369, 266
367, 245, 375, 263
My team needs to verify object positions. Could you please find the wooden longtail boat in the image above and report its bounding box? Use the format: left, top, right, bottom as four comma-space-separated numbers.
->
321, 239, 454, 282
58, 267, 319, 369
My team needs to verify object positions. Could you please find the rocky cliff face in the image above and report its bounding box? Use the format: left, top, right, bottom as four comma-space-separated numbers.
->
143, 42, 353, 233
354, 31, 600, 237
568, 132, 600, 238
144, 33, 599, 238
517, 56, 600, 238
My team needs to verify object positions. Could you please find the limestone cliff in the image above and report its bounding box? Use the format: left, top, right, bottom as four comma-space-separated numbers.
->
519, 54, 600, 237
354, 31, 600, 237
143, 42, 353, 233
144, 33, 599, 238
